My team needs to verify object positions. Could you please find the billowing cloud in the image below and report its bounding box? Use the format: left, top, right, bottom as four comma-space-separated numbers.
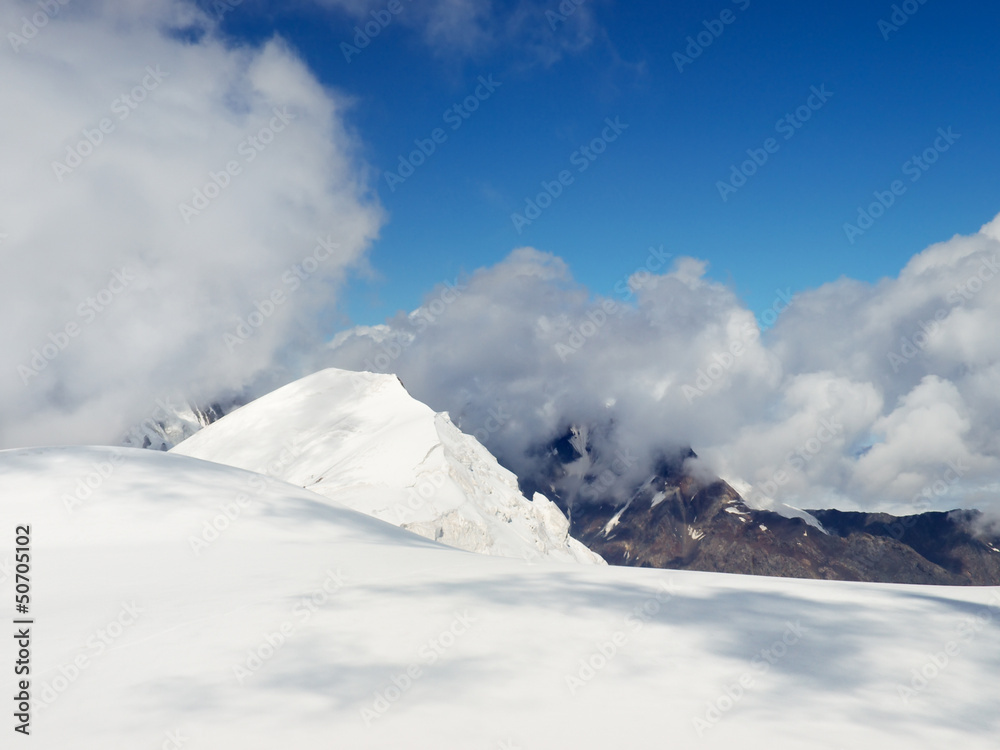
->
317, 215, 1000, 519
0, 0, 382, 448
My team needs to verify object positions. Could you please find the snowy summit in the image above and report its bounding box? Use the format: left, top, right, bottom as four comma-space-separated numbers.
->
171, 368, 603, 565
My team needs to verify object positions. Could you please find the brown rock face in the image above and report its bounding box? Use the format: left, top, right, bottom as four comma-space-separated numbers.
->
520, 432, 1000, 585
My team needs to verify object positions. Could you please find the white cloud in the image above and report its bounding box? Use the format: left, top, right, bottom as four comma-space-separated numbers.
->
0, 0, 382, 448
319, 215, 1000, 519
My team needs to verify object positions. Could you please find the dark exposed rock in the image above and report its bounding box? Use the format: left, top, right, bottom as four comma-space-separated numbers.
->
520, 428, 1000, 585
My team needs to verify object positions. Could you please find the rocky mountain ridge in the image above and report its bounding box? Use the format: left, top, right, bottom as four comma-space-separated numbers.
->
521, 428, 1000, 584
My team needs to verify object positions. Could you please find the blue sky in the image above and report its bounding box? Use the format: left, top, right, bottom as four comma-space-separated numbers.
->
215, 0, 1000, 328
5, 0, 1000, 505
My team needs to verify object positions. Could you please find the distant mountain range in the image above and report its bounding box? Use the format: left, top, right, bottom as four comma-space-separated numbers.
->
521, 429, 1000, 585
142, 369, 1000, 584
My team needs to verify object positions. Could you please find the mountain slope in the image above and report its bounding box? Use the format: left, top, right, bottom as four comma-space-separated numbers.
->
1, 447, 998, 748
171, 368, 603, 564
523, 429, 1000, 584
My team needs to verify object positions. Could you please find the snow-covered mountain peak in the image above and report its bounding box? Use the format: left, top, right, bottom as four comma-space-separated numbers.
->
171, 368, 604, 564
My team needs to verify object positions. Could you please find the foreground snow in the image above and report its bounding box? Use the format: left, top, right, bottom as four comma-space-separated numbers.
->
171, 368, 603, 564
1, 447, 998, 749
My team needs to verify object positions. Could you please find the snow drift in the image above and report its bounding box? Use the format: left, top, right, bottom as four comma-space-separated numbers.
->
1, 446, 997, 748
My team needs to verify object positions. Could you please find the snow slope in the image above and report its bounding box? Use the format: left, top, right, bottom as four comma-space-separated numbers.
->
1, 447, 998, 749
170, 368, 603, 564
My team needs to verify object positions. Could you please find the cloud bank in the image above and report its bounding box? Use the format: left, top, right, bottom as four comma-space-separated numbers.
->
318, 216, 1000, 519
0, 0, 382, 448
